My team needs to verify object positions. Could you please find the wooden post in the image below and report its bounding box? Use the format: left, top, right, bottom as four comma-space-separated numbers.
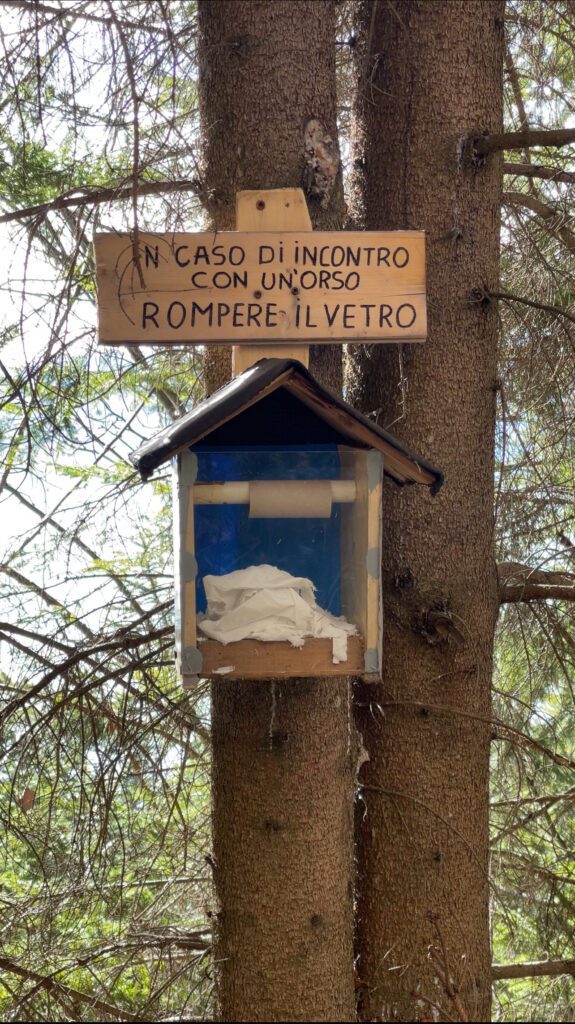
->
211, 192, 356, 1023
231, 188, 311, 376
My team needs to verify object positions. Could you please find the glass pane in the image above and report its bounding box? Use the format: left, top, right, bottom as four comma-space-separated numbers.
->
193, 445, 342, 616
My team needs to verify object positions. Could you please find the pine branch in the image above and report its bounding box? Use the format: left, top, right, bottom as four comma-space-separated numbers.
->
493, 959, 575, 981
4, 483, 146, 617
492, 790, 575, 810
498, 851, 575, 890
499, 561, 575, 603
504, 162, 575, 184
473, 128, 575, 157
0, 620, 74, 652
0, 624, 172, 727
0, 179, 202, 225
504, 47, 530, 137
0, 564, 94, 639
491, 785, 575, 845
0, 953, 147, 1022
6, 0, 181, 37
504, 191, 575, 254
504, 190, 573, 222
128, 346, 187, 418
472, 287, 575, 328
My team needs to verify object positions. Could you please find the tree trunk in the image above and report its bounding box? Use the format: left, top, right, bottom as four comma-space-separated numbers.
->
197, 0, 345, 393
211, 679, 355, 1023
349, 3, 504, 1021
197, 4, 355, 1020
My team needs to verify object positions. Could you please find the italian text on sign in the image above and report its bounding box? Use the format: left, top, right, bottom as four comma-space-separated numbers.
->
94, 231, 426, 345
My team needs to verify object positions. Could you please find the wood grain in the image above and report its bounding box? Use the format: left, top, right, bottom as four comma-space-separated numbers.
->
94, 225, 426, 345
232, 188, 311, 372
198, 634, 364, 678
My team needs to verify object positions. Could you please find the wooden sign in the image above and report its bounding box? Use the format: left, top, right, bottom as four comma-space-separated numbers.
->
94, 230, 426, 345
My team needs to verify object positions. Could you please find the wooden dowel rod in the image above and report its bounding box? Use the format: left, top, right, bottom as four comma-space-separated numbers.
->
193, 480, 356, 504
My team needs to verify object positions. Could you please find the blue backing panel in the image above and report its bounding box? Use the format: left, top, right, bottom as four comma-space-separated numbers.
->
192, 445, 341, 615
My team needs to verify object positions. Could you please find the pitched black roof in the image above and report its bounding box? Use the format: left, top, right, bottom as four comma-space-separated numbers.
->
130, 358, 443, 492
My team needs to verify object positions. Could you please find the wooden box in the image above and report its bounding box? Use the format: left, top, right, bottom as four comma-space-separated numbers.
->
174, 445, 383, 685
130, 357, 442, 687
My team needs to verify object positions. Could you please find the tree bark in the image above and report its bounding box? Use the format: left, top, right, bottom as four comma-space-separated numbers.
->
197, 4, 355, 1021
211, 680, 355, 1022
197, 0, 345, 393
350, 3, 504, 1021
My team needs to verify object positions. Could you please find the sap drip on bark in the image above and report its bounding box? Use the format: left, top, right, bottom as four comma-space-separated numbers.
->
269, 680, 277, 751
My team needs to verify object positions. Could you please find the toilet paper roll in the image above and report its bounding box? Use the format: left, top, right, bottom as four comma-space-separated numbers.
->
249, 480, 332, 518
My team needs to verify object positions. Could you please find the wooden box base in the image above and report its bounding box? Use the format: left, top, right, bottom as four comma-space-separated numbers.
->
197, 634, 365, 679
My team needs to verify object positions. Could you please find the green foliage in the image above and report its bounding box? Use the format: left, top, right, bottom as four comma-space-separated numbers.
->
0, 2, 211, 1019
1, 0, 575, 1020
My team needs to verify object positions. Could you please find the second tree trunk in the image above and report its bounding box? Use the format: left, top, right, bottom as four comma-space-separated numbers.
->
350, 2, 504, 1020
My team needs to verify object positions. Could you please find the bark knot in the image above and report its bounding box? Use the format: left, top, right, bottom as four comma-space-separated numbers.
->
268, 729, 289, 750
263, 817, 283, 834
394, 567, 415, 591
415, 604, 466, 647
469, 285, 493, 310
225, 33, 253, 60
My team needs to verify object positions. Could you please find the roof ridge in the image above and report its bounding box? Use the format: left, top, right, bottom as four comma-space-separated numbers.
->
130, 358, 443, 493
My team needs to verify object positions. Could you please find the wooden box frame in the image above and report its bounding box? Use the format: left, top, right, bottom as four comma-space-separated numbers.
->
173, 446, 383, 686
